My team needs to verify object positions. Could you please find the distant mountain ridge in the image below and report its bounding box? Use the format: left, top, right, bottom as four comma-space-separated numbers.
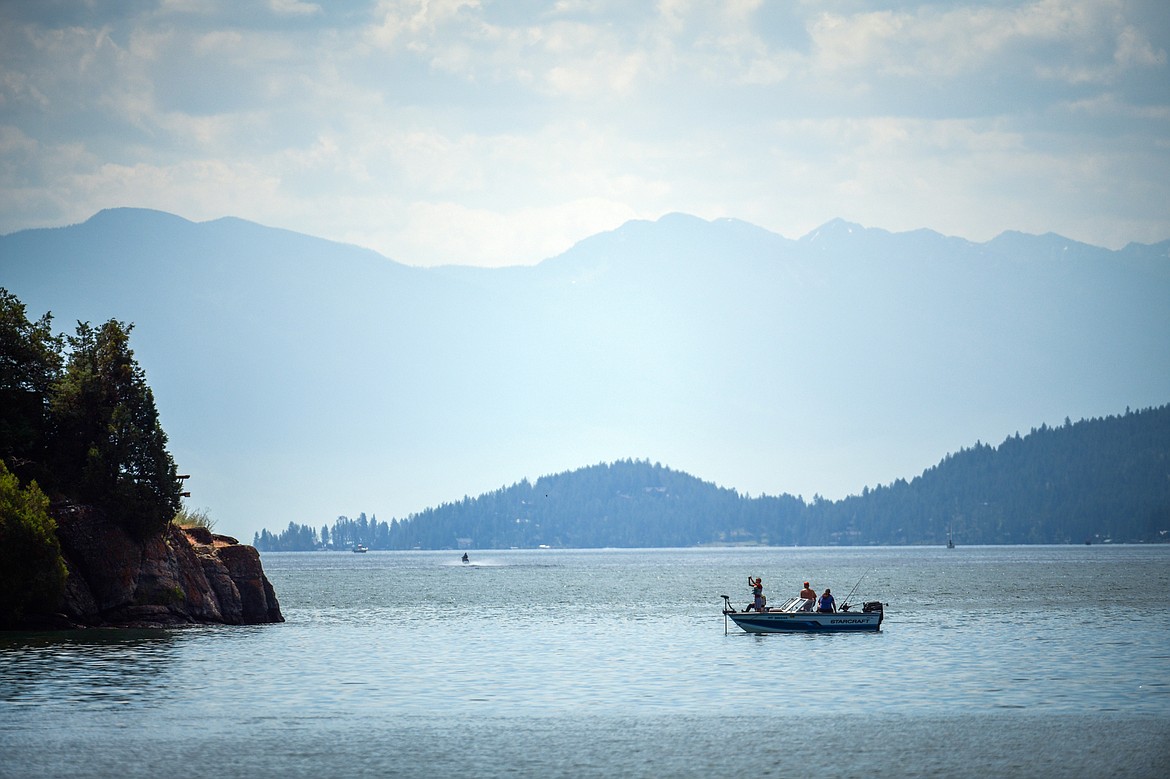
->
254, 404, 1170, 549
2, 208, 1168, 542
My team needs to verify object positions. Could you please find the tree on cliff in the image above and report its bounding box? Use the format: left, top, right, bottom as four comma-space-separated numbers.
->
2, 290, 183, 540
0, 291, 284, 628
0, 288, 64, 488
49, 319, 183, 539
0, 459, 67, 627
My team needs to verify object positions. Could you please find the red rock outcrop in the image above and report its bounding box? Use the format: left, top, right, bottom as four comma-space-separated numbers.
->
51, 504, 283, 628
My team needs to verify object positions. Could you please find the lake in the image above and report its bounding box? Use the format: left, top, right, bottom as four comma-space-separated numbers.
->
2, 545, 1168, 778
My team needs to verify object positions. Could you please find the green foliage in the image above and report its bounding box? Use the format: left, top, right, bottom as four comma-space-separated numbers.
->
0, 460, 67, 626
1, 289, 183, 543
173, 506, 216, 532
0, 288, 64, 488
50, 319, 182, 539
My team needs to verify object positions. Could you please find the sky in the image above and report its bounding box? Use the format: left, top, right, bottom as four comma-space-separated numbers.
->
2, 0, 1169, 268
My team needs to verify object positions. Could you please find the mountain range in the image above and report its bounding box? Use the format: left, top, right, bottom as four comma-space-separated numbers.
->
2, 208, 1167, 542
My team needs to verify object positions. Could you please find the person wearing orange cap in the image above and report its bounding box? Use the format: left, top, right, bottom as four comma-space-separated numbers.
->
799, 581, 817, 611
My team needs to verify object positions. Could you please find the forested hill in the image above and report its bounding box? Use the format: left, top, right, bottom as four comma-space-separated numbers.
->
810, 405, 1170, 546
255, 405, 1170, 550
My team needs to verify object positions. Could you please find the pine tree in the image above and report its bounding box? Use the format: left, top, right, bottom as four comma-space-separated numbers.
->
50, 319, 182, 539
0, 288, 64, 487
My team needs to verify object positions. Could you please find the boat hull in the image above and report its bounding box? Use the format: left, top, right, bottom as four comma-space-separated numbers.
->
726, 610, 881, 633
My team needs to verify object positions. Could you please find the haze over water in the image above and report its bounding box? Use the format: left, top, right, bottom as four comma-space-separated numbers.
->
3, 545, 1168, 778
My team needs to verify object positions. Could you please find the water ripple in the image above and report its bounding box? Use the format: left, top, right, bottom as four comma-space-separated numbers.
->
3, 546, 1169, 777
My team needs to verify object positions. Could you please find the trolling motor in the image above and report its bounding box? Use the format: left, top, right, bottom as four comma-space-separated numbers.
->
720, 595, 735, 635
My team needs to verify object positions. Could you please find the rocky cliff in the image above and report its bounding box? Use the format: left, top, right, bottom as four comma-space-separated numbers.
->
47, 504, 283, 628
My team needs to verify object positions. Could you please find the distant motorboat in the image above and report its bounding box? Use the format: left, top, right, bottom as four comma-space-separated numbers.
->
721, 596, 884, 633
353, 544, 368, 553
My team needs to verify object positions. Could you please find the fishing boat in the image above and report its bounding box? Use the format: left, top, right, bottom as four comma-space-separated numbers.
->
721, 596, 885, 633
352, 544, 368, 553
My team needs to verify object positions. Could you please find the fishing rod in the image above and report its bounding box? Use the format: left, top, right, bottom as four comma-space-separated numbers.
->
838, 568, 871, 611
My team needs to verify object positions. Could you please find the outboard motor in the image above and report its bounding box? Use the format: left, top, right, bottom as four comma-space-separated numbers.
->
862, 601, 885, 625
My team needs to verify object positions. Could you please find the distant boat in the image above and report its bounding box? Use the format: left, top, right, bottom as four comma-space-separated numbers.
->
353, 544, 368, 553
461, 552, 469, 564
947, 527, 955, 549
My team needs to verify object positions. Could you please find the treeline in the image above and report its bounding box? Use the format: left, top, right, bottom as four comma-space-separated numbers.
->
1, 289, 183, 625
809, 408, 1170, 545
381, 462, 806, 550
256, 405, 1170, 550
253, 462, 804, 551
253, 513, 394, 551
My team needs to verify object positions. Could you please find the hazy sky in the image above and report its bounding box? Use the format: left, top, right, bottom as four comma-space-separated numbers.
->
2, 0, 1168, 267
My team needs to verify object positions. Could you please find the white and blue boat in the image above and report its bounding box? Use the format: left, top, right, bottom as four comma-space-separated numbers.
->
721, 596, 884, 633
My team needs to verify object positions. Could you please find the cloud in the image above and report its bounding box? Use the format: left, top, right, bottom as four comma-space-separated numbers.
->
0, 0, 1167, 258
269, 0, 323, 16
1114, 24, 1167, 68
366, 0, 482, 50
805, 0, 1162, 88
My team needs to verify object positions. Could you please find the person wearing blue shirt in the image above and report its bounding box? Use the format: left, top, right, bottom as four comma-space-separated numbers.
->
817, 588, 836, 613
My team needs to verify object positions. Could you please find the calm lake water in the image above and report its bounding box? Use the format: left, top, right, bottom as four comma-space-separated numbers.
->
2, 545, 1169, 778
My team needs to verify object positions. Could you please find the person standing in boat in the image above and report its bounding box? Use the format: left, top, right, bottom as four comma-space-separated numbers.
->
746, 576, 766, 611
799, 581, 817, 611
817, 588, 836, 613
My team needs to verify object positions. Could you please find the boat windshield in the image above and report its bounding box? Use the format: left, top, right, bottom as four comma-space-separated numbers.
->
773, 597, 814, 613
